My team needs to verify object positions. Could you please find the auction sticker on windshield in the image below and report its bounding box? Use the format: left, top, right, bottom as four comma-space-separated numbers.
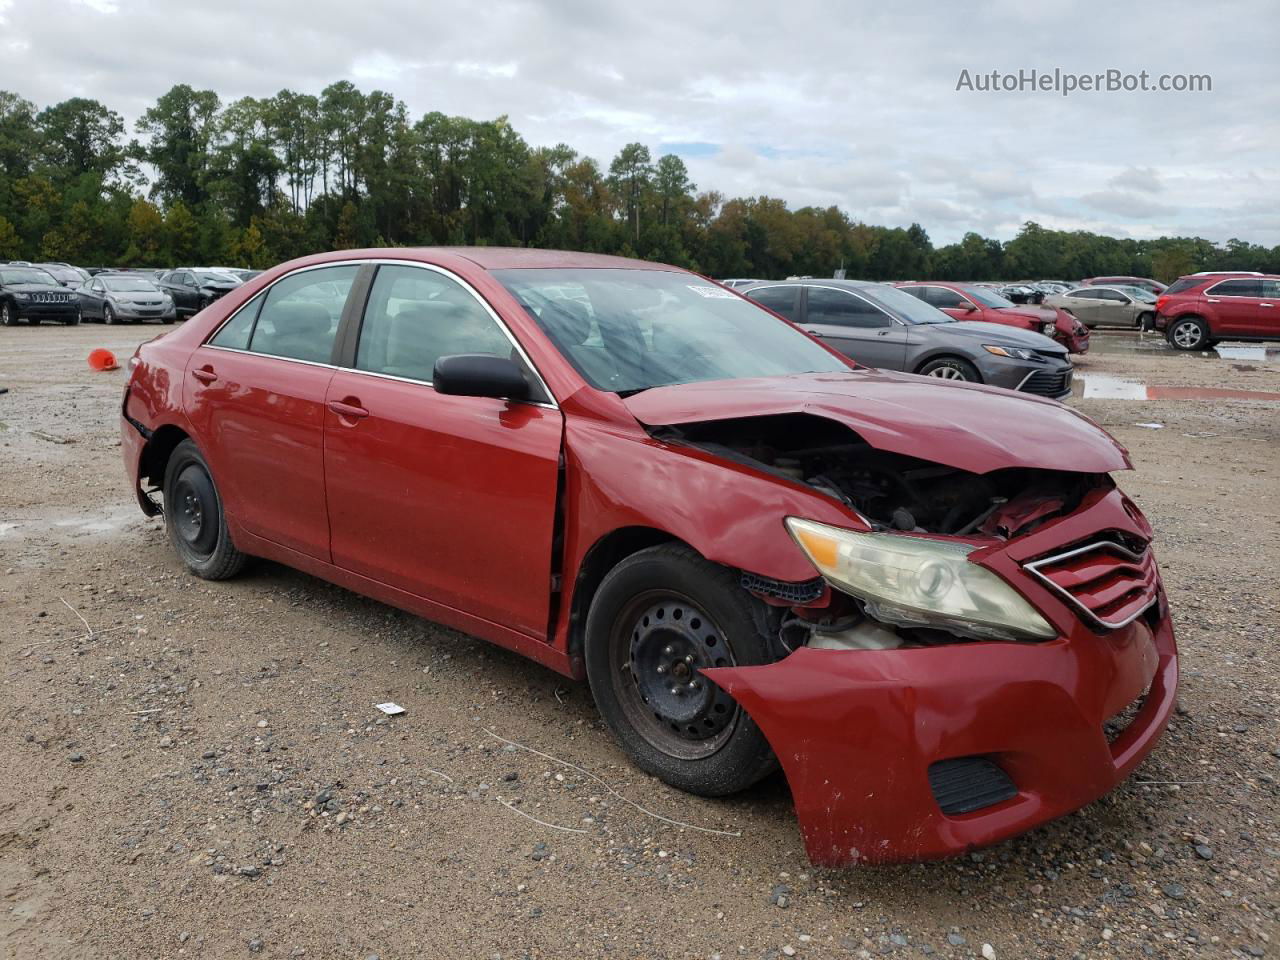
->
688, 284, 738, 299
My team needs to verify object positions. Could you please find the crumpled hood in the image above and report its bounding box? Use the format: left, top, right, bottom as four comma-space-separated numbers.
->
936, 320, 1066, 353
623, 370, 1130, 475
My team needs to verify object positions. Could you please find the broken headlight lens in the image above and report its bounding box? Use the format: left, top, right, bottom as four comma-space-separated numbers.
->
786, 517, 1056, 642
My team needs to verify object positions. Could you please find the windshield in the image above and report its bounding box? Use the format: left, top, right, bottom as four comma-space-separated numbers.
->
103, 277, 160, 292
493, 268, 850, 394
42, 266, 86, 283
964, 285, 1015, 308
0, 268, 59, 286
1116, 286, 1157, 303
856, 283, 955, 324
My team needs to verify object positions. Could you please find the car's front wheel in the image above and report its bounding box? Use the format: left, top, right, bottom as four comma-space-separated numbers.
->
1167, 316, 1209, 350
1136, 311, 1154, 331
0, 302, 13, 326
162, 440, 247, 580
104, 305, 117, 325
585, 544, 779, 797
919, 356, 980, 382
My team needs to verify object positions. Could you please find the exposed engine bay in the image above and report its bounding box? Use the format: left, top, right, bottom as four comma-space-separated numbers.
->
655, 413, 1106, 539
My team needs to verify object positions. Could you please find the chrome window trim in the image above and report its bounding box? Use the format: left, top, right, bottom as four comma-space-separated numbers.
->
1023, 540, 1158, 630
798, 283, 902, 328
1204, 279, 1263, 299
203, 257, 558, 410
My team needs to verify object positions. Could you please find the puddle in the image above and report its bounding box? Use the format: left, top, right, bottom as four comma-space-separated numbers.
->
1085, 333, 1279, 363
1075, 373, 1280, 402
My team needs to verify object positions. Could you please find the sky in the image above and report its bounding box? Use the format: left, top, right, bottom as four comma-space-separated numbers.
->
1, 0, 1277, 246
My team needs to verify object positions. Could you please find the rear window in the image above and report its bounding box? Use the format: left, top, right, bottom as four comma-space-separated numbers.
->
1164, 278, 1207, 296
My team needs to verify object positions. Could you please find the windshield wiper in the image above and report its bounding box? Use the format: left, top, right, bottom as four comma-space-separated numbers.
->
615, 387, 652, 399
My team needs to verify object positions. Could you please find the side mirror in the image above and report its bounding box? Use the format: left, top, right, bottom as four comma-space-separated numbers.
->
963, 302, 979, 312
433, 354, 530, 401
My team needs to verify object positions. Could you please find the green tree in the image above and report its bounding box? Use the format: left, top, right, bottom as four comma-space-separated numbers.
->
608, 143, 652, 245
0, 214, 19, 258
36, 98, 131, 185
164, 200, 200, 263
136, 84, 221, 208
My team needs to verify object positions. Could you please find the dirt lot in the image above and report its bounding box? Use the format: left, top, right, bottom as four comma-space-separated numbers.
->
1, 323, 1277, 960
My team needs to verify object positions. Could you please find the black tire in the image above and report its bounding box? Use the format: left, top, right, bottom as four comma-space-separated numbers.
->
585, 543, 778, 797
104, 304, 117, 325
1167, 316, 1209, 351
0, 302, 13, 326
161, 316, 175, 325
1136, 311, 1154, 331
919, 356, 981, 382
162, 440, 247, 580
66, 312, 80, 326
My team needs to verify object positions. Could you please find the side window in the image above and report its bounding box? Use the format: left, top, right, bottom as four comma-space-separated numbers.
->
355, 265, 512, 383
745, 286, 800, 322
899, 287, 928, 301
1070, 289, 1098, 299
1097, 290, 1125, 302
210, 292, 265, 350
923, 286, 965, 309
806, 287, 891, 328
1211, 279, 1263, 298
1262, 280, 1280, 299
247, 265, 356, 363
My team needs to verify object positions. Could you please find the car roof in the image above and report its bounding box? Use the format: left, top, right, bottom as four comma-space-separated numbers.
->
415, 247, 678, 271
741, 278, 874, 289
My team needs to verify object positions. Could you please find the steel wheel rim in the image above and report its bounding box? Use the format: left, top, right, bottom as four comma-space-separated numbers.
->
1173, 322, 1201, 348
172, 464, 218, 557
610, 590, 740, 760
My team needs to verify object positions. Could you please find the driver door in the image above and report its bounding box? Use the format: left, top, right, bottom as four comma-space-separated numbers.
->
799, 286, 908, 370
322, 263, 563, 639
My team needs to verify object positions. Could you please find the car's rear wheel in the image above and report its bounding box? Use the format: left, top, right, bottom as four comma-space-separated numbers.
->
585, 544, 778, 797
163, 440, 247, 580
1136, 311, 1154, 330
919, 356, 980, 382
1167, 316, 1209, 350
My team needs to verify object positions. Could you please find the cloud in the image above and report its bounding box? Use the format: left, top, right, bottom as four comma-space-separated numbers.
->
0, 0, 1275, 244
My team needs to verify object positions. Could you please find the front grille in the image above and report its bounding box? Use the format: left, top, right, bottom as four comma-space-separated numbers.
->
928, 757, 1017, 815
1021, 368, 1071, 396
1025, 536, 1158, 630
30, 292, 72, 303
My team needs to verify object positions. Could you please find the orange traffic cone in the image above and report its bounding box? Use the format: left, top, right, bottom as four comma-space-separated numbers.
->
88, 348, 119, 372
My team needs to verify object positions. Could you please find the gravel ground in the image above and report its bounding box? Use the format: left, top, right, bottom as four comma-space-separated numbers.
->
1, 324, 1277, 960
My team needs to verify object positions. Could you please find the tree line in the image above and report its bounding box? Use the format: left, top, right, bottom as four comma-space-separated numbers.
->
1, 83, 1276, 282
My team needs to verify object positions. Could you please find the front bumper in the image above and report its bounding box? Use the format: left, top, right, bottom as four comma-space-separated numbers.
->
707, 487, 1176, 866
16, 301, 79, 322
114, 303, 176, 321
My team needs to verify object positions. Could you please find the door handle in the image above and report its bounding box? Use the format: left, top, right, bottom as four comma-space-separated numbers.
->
1261, 303, 1274, 308
192, 368, 217, 384
327, 399, 369, 419
1206, 298, 1220, 303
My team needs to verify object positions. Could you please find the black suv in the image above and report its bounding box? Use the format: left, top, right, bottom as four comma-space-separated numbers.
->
155, 269, 241, 318
0, 265, 81, 325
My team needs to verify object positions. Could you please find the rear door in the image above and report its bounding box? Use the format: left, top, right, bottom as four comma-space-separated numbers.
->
185, 262, 361, 560
800, 286, 908, 369
1205, 278, 1264, 336
322, 262, 563, 639
1093, 288, 1134, 327
916, 285, 975, 321
1061, 289, 1101, 325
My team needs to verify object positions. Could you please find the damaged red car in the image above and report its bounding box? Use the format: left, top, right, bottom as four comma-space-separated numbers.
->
896, 281, 1090, 355
121, 249, 1176, 866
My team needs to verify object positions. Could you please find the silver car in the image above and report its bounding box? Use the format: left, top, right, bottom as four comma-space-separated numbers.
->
741, 280, 1073, 399
1046, 285, 1158, 329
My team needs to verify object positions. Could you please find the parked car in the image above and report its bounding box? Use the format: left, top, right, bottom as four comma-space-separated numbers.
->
1081, 276, 1166, 295
230, 269, 265, 282
156, 269, 242, 317
34, 262, 91, 287
1046, 285, 1158, 329
896, 281, 1090, 354
999, 283, 1043, 304
1153, 273, 1280, 349
76, 273, 176, 324
741, 279, 1073, 398
0, 265, 80, 325
121, 248, 1176, 866
717, 278, 762, 289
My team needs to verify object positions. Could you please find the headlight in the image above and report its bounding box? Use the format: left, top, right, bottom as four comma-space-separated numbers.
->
15, 292, 30, 300
983, 344, 1039, 361
786, 518, 1056, 642
1041, 322, 1056, 336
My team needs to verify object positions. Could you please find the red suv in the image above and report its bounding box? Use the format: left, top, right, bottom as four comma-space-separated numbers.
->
1153, 272, 1280, 350
896, 282, 1090, 354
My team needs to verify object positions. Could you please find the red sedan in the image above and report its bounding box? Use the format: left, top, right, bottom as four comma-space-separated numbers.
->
897, 281, 1090, 354
121, 248, 1173, 866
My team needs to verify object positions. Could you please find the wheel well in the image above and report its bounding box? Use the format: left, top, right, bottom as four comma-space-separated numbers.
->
566, 527, 679, 662
139, 425, 190, 491
914, 354, 980, 379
